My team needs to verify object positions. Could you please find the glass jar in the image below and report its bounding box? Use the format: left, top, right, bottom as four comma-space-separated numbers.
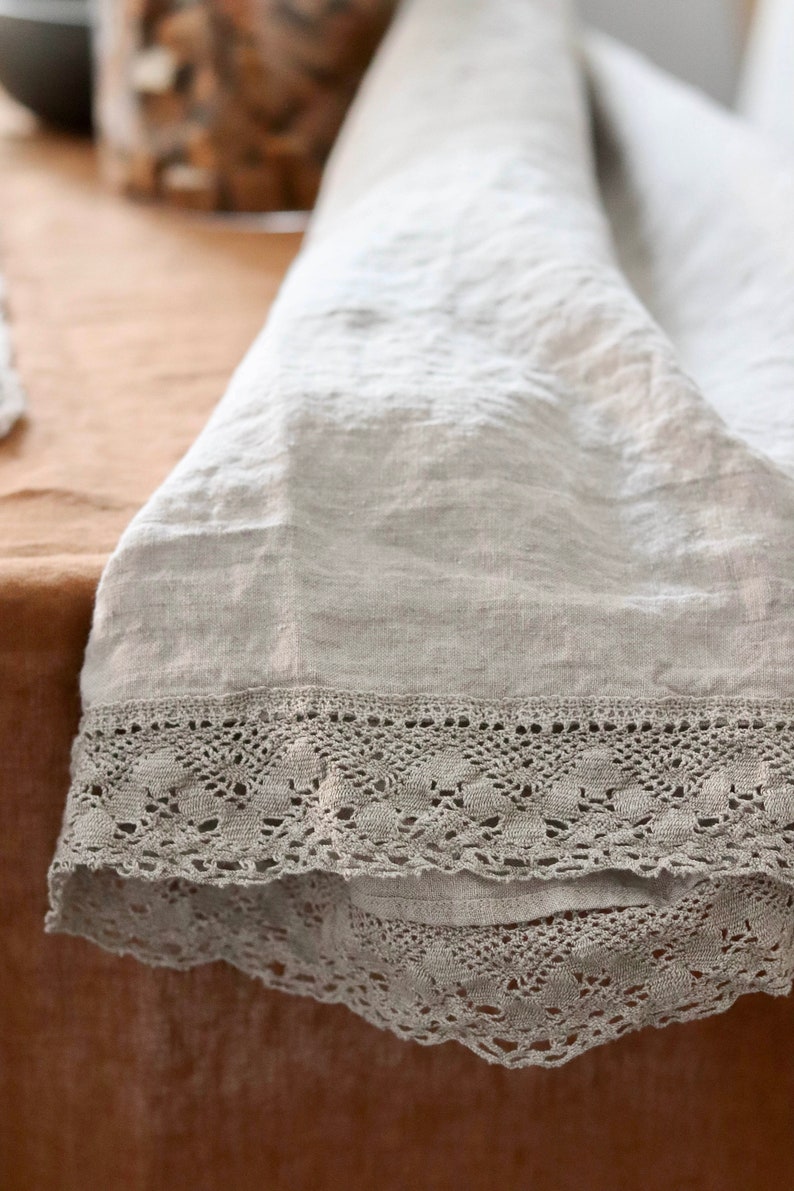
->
94, 0, 394, 211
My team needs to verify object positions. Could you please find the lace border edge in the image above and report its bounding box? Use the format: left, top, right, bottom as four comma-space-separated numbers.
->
47, 684, 794, 894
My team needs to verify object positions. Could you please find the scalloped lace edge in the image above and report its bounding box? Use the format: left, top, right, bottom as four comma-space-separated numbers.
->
47, 685, 794, 1066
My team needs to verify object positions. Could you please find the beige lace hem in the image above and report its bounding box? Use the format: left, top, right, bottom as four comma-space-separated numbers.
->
47, 687, 794, 1067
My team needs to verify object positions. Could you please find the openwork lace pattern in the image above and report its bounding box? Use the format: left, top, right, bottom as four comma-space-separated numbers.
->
47, 687, 794, 1066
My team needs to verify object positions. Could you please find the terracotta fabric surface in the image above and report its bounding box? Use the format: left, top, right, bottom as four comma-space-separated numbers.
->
1, 92, 794, 1191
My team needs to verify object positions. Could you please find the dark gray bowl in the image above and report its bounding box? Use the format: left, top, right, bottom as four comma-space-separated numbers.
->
0, 0, 93, 131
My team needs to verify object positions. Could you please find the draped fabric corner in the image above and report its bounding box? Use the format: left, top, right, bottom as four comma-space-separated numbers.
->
46, 0, 794, 1068
0, 273, 25, 438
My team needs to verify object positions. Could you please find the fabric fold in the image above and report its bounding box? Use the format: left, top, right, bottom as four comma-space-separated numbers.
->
47, 0, 794, 1068
0, 274, 25, 438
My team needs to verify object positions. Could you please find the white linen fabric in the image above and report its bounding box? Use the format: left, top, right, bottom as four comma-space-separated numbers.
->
0, 273, 25, 437
738, 0, 794, 150
47, 0, 794, 1067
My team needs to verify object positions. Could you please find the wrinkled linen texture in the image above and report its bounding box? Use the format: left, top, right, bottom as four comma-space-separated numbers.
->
47, 0, 794, 1067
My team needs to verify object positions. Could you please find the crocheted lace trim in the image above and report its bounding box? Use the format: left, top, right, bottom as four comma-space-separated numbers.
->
47, 686, 794, 1067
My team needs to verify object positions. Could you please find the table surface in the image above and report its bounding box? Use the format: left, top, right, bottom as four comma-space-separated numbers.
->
0, 89, 302, 583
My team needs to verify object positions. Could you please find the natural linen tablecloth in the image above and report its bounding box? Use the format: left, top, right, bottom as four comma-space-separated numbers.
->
47, 0, 794, 1068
